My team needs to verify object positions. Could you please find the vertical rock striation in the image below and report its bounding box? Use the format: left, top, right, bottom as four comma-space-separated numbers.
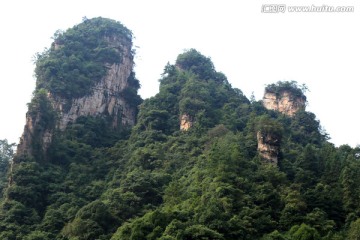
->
263, 91, 305, 117
16, 18, 140, 159
51, 36, 136, 130
180, 114, 193, 131
257, 131, 280, 164
258, 82, 306, 164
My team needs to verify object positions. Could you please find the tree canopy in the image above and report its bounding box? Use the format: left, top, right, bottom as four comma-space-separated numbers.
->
34, 17, 133, 99
265, 80, 307, 101
1, 23, 359, 239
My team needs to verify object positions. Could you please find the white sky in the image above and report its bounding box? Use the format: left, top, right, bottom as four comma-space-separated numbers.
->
0, 0, 359, 147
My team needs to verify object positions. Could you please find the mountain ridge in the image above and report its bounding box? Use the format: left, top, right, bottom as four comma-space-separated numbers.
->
0, 17, 359, 240
16, 17, 141, 160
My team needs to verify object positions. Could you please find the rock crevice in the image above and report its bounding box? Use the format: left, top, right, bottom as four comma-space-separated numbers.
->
257, 131, 280, 164
17, 35, 137, 158
180, 114, 193, 131
263, 91, 305, 117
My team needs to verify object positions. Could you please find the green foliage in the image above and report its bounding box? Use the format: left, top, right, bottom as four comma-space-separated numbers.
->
0, 139, 15, 197
61, 115, 130, 147
262, 230, 287, 240
123, 71, 143, 108
265, 81, 307, 101
0, 200, 40, 237
286, 223, 321, 240
7, 161, 47, 210
26, 89, 58, 160
24, 231, 52, 240
0, 139, 15, 169
62, 200, 116, 240
176, 49, 216, 80
183, 224, 224, 239
144, 48, 250, 136
256, 115, 283, 143
288, 111, 326, 145
34, 17, 133, 99
1, 44, 359, 240
348, 218, 360, 240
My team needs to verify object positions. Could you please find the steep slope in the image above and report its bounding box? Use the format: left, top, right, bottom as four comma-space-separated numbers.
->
257, 82, 306, 164
1, 21, 360, 239
262, 81, 306, 117
0, 18, 142, 239
133, 49, 250, 135
16, 17, 141, 160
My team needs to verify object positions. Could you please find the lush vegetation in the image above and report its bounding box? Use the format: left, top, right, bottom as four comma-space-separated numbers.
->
265, 81, 307, 101
34, 17, 133, 99
0, 139, 15, 198
1, 22, 360, 239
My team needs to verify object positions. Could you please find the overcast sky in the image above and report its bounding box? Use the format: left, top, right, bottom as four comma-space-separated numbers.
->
0, 0, 359, 147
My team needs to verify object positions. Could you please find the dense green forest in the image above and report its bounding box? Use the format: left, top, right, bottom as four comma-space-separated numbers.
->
34, 17, 133, 99
1, 18, 360, 240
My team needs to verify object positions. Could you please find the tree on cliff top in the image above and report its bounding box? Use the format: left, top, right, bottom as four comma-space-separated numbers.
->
265, 80, 308, 101
0, 18, 359, 239
34, 17, 134, 99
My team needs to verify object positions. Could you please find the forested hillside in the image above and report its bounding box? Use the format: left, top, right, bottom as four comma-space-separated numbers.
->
0, 18, 360, 240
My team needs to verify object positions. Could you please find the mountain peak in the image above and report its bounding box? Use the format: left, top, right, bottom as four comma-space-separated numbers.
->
262, 81, 307, 116
16, 17, 141, 159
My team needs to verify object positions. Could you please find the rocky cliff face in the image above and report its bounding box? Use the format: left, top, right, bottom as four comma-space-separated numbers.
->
180, 114, 193, 131
17, 35, 137, 158
257, 131, 280, 164
52, 36, 135, 130
263, 91, 305, 117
